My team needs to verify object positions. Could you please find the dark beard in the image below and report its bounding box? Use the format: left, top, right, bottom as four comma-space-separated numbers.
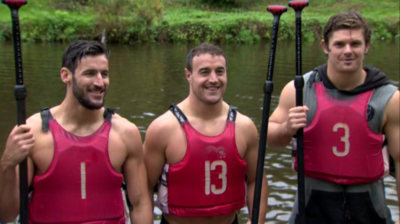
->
72, 76, 106, 110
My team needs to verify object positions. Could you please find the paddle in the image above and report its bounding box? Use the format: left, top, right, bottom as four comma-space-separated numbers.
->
1, 0, 28, 223
251, 5, 287, 224
288, 1, 309, 224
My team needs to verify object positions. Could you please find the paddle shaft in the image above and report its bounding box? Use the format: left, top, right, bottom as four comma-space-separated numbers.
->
12, 7, 28, 224
294, 9, 306, 224
251, 5, 286, 224
2, 0, 28, 223
289, 1, 309, 224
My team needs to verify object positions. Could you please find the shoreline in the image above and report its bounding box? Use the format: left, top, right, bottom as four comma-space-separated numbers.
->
0, 2, 398, 44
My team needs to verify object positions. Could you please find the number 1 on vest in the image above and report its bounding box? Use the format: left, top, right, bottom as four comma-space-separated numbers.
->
205, 160, 227, 195
81, 162, 87, 199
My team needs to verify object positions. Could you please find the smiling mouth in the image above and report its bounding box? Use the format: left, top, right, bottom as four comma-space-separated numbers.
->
88, 90, 104, 96
205, 86, 219, 91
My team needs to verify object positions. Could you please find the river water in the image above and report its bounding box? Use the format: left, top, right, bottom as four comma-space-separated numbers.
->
0, 41, 398, 223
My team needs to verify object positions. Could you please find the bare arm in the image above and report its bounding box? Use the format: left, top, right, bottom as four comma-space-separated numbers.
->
0, 157, 34, 223
0, 163, 19, 222
267, 80, 308, 148
383, 91, 400, 209
143, 115, 169, 209
239, 115, 268, 224
121, 121, 152, 224
0, 116, 37, 223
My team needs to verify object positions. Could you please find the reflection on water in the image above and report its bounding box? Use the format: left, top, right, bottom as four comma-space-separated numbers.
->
0, 41, 398, 223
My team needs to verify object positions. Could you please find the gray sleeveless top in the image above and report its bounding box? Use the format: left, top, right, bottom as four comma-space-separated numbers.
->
289, 71, 398, 224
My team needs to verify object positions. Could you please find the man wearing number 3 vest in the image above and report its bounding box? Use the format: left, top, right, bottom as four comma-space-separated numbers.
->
143, 43, 269, 224
0, 40, 152, 224
267, 11, 399, 224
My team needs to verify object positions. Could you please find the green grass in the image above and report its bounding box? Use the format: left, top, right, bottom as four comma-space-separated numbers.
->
0, 0, 398, 43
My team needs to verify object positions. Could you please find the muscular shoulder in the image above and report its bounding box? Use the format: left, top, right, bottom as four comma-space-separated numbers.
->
389, 89, 400, 102
143, 110, 179, 150
25, 112, 52, 160
268, 80, 296, 124
280, 80, 296, 106
26, 112, 45, 135
111, 113, 140, 135
386, 90, 399, 117
110, 113, 143, 152
146, 110, 179, 137
235, 112, 256, 129
235, 112, 258, 142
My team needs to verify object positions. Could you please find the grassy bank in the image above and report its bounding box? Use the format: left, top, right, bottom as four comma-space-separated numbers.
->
0, 0, 398, 44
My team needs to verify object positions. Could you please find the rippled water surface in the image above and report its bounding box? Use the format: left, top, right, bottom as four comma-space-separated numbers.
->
0, 41, 398, 223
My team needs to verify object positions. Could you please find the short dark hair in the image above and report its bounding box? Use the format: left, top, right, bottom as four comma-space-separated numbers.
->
324, 11, 371, 47
186, 43, 226, 73
62, 40, 110, 74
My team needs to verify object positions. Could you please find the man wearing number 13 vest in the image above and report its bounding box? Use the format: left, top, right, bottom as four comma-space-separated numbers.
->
267, 11, 399, 224
143, 43, 269, 224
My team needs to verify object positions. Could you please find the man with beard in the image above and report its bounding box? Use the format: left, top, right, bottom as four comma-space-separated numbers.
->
143, 43, 268, 224
0, 40, 152, 224
267, 11, 399, 224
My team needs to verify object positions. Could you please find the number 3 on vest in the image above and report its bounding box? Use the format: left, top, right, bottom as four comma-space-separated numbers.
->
205, 160, 227, 195
332, 123, 350, 157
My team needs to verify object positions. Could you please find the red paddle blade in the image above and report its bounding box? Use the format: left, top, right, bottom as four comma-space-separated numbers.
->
2, 0, 27, 8
288, 0, 309, 10
267, 5, 288, 15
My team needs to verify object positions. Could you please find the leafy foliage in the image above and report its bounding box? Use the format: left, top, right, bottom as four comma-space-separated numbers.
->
0, 0, 398, 43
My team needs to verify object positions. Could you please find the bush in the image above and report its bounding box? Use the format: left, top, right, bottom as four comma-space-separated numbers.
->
200, 0, 240, 8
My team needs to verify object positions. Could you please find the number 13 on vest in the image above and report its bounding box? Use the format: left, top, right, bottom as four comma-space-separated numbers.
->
205, 160, 227, 195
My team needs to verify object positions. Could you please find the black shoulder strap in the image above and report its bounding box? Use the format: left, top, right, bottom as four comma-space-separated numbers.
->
41, 107, 114, 132
168, 104, 188, 124
104, 107, 115, 122
227, 105, 237, 121
169, 104, 237, 123
40, 107, 53, 132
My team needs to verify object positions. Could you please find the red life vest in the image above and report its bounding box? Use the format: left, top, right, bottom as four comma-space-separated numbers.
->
167, 106, 247, 217
29, 119, 125, 224
295, 82, 384, 184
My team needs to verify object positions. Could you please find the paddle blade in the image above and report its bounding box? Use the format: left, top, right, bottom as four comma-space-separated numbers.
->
2, 0, 27, 8
267, 5, 287, 15
288, 0, 309, 10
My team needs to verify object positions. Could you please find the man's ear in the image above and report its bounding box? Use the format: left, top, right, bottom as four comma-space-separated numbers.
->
184, 68, 191, 82
321, 39, 329, 55
365, 44, 370, 55
60, 68, 71, 84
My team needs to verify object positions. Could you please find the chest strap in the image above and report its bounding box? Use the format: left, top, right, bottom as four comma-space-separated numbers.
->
168, 104, 238, 124
40, 107, 115, 132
